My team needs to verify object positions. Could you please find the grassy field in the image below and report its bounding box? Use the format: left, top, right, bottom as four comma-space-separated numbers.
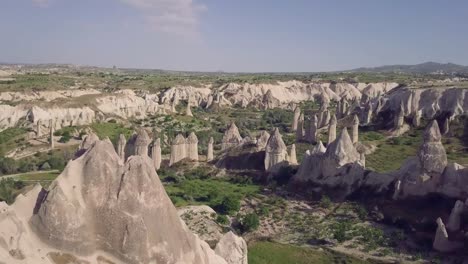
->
91, 122, 134, 144
248, 242, 375, 264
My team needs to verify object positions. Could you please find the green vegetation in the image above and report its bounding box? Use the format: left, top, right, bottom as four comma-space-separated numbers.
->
0, 178, 25, 204
248, 242, 375, 264
239, 212, 260, 232
0, 127, 27, 156
91, 122, 133, 144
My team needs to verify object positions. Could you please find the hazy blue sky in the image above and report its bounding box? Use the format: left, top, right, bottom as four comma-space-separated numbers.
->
1, 0, 468, 72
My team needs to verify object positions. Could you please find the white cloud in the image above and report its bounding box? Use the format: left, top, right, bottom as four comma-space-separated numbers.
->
32, 0, 51, 7
120, 0, 206, 37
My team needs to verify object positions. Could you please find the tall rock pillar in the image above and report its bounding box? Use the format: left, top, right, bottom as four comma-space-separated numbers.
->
117, 134, 126, 161
351, 114, 359, 144
49, 119, 55, 149
328, 114, 337, 144
207, 137, 214, 162
186, 132, 199, 161
152, 138, 162, 170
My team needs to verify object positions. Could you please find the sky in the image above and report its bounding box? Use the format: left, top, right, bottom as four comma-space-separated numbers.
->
1, 0, 468, 72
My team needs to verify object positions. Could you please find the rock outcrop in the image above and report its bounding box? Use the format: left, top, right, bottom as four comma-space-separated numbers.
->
256, 131, 271, 151
49, 119, 55, 149
133, 129, 151, 156
1, 138, 227, 264
151, 138, 162, 170
447, 200, 464, 232
433, 218, 463, 252
187, 132, 199, 161
351, 114, 359, 144
296, 113, 304, 142
264, 128, 288, 173
117, 134, 126, 161
222, 122, 243, 150
170, 134, 187, 166
328, 114, 337, 143
307, 114, 318, 144
207, 137, 214, 162
289, 144, 298, 165
292, 106, 301, 132
215, 231, 248, 264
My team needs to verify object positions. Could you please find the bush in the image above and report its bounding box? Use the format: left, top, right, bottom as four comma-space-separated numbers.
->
47, 156, 66, 170
240, 213, 260, 233
216, 214, 229, 225
215, 196, 241, 215
59, 131, 72, 143
0, 157, 18, 175
319, 195, 332, 209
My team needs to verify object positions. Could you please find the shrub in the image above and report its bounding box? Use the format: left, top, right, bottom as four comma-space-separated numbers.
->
216, 214, 229, 225
215, 196, 241, 215
319, 195, 332, 209
240, 213, 260, 233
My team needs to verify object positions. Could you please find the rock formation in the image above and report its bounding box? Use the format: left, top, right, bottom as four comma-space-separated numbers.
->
36, 119, 42, 138
79, 132, 100, 151
222, 122, 243, 150
418, 120, 447, 176
433, 218, 463, 252
308, 114, 318, 144
394, 103, 405, 129
117, 134, 126, 161
215, 231, 248, 264
413, 110, 422, 127
151, 138, 162, 170
187, 132, 199, 161
442, 117, 450, 135
207, 137, 214, 162
296, 112, 304, 142
328, 114, 337, 143
170, 134, 187, 166
447, 200, 464, 232
351, 114, 359, 144
24, 138, 227, 264
289, 144, 298, 165
318, 110, 331, 128
49, 119, 54, 149
265, 128, 288, 172
256, 130, 271, 151
134, 129, 151, 156
186, 99, 193, 117
292, 106, 301, 132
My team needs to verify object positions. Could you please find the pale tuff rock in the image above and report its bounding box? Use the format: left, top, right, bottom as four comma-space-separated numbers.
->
326, 128, 361, 166
442, 117, 450, 135
307, 114, 318, 144
392, 180, 401, 200
207, 137, 214, 162
28, 139, 226, 264
292, 106, 301, 132
178, 205, 224, 248
418, 120, 447, 176
151, 138, 162, 170
311, 141, 327, 154
381, 87, 468, 121
260, 89, 281, 109
363, 102, 372, 124
186, 99, 194, 117
289, 144, 298, 165
256, 130, 271, 151
79, 132, 100, 151
49, 119, 55, 149
328, 114, 337, 143
170, 134, 187, 166
296, 112, 305, 142
215, 231, 248, 264
222, 122, 243, 150
318, 110, 331, 128
394, 103, 405, 129
351, 114, 359, 144
265, 128, 288, 172
413, 110, 422, 127
186, 132, 199, 161
36, 119, 42, 138
447, 200, 464, 232
117, 134, 126, 161
433, 218, 463, 252
134, 128, 151, 156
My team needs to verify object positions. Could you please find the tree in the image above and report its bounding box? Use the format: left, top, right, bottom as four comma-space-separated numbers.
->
240, 213, 259, 233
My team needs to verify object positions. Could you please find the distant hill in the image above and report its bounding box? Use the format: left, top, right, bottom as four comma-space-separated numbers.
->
349, 62, 468, 74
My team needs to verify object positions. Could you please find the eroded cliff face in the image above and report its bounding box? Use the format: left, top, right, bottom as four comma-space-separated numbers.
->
0, 81, 399, 131
0, 137, 231, 264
